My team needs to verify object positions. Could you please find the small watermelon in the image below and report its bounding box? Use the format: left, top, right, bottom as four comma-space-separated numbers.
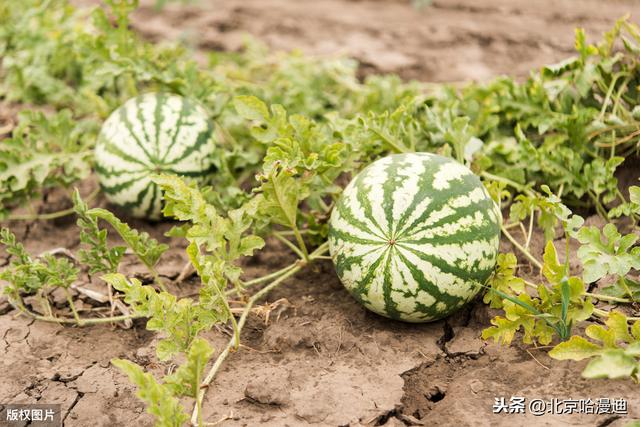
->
328, 153, 501, 322
94, 93, 215, 219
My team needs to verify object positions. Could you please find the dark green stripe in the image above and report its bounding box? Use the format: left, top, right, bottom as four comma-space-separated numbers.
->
334, 244, 387, 273
94, 162, 146, 178
403, 199, 498, 242
165, 123, 213, 165
382, 252, 402, 320
332, 202, 387, 241
389, 154, 446, 235
397, 243, 491, 286
402, 204, 499, 245
160, 96, 194, 163
153, 92, 165, 160
101, 140, 150, 168
118, 183, 151, 211
382, 157, 403, 239
119, 101, 157, 163
338, 246, 390, 304
393, 249, 462, 316
395, 173, 485, 241
351, 166, 389, 239
100, 174, 149, 195
164, 163, 216, 178
329, 227, 386, 246
136, 95, 156, 160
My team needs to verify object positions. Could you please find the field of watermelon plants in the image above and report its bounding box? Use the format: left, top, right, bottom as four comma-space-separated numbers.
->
2, 0, 640, 426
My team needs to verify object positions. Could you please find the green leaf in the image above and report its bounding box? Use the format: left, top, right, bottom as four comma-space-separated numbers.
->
626, 342, 640, 357
549, 311, 640, 381
111, 359, 189, 427
153, 173, 263, 280
164, 338, 214, 398
601, 277, 640, 301
258, 170, 308, 228
73, 189, 125, 274
233, 95, 270, 122
238, 235, 266, 257
576, 224, 640, 283
86, 208, 168, 270
630, 186, 640, 205
104, 273, 221, 360
0, 227, 79, 297
0, 110, 95, 216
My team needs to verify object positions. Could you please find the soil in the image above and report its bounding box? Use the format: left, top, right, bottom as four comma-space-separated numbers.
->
2, 1, 640, 426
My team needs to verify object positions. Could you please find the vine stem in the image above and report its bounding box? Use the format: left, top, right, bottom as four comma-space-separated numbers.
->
8, 187, 100, 221
236, 262, 298, 289
190, 242, 329, 426
369, 128, 410, 154
593, 308, 640, 322
480, 171, 534, 197
501, 225, 543, 270
618, 277, 637, 303
292, 227, 310, 262
195, 367, 204, 427
65, 289, 82, 323
524, 279, 632, 304
584, 292, 631, 304
525, 209, 534, 250
11, 298, 142, 325
273, 232, 305, 260
149, 266, 168, 293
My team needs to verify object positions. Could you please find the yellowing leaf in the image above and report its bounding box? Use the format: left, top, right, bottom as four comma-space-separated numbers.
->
606, 311, 635, 344
548, 336, 602, 361
585, 324, 617, 348
233, 95, 270, 122
632, 320, 640, 341
542, 241, 565, 284
481, 316, 519, 346
582, 350, 638, 379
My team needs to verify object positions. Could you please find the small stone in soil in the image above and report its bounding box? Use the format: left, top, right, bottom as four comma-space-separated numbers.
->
244, 377, 290, 406
469, 379, 484, 394
445, 327, 485, 356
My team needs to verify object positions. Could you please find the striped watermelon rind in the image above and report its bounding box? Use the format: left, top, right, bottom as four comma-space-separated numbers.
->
94, 92, 216, 219
328, 153, 501, 323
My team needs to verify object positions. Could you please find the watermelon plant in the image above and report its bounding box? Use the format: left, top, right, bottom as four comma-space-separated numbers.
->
329, 153, 501, 322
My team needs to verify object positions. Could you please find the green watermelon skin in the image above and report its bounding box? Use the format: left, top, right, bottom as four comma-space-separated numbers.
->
94, 93, 215, 219
328, 153, 501, 323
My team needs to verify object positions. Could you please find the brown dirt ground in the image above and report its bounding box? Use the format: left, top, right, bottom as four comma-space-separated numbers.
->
3, 1, 640, 426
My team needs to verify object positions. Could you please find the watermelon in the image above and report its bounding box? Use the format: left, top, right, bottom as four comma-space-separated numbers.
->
328, 153, 501, 322
94, 93, 215, 219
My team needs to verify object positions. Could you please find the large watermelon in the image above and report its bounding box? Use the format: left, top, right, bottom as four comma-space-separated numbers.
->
94, 93, 215, 219
328, 153, 501, 322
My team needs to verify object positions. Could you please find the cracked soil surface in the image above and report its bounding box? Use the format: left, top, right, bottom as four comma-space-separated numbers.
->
3, 0, 640, 426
